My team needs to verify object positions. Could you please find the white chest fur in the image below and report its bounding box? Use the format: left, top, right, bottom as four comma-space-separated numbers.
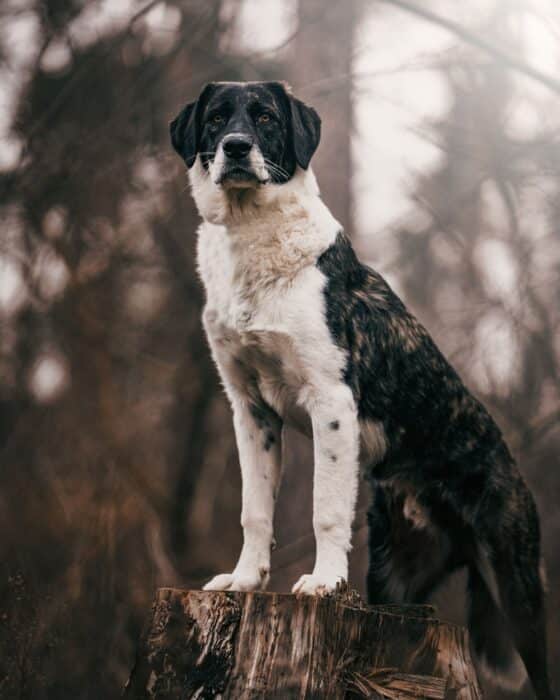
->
195, 166, 344, 426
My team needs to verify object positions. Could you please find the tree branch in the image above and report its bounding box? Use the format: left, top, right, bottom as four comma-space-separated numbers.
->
379, 0, 560, 96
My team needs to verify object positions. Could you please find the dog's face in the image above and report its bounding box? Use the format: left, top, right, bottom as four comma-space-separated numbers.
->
170, 81, 321, 188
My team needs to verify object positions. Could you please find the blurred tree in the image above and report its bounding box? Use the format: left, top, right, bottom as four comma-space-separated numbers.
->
391, 7, 560, 696
0, 1, 252, 696
291, 0, 363, 233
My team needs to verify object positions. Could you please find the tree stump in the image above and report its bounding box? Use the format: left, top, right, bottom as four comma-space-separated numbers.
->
124, 587, 482, 699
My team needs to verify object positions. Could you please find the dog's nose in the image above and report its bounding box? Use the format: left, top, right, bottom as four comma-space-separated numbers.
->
223, 136, 252, 160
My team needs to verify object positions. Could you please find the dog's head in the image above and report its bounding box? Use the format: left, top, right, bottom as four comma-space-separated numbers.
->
170, 81, 321, 188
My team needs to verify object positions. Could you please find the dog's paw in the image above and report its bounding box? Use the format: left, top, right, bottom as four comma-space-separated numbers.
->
291, 572, 343, 597
203, 567, 269, 592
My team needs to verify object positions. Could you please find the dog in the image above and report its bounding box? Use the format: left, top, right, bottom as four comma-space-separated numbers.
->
170, 81, 554, 699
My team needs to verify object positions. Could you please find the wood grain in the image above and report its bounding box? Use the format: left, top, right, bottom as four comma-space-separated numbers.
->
124, 588, 481, 699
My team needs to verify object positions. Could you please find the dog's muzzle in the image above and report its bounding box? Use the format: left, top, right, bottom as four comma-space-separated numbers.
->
215, 133, 268, 187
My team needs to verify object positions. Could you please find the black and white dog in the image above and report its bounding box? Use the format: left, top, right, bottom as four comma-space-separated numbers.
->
170, 81, 553, 699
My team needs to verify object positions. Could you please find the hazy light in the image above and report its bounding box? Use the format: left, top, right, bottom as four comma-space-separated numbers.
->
135, 157, 162, 186
126, 279, 167, 322
429, 232, 463, 270
29, 351, 69, 403
0, 12, 40, 171
0, 9, 40, 72
508, 96, 542, 137
69, 0, 136, 48
0, 256, 27, 316
472, 312, 519, 394
145, 2, 181, 37
142, 3, 182, 55
40, 40, 72, 73
0, 135, 22, 171
353, 0, 560, 245
353, 5, 450, 242
480, 181, 509, 234
474, 238, 519, 300
36, 249, 70, 301
43, 207, 68, 240
522, 9, 559, 77
229, 0, 296, 53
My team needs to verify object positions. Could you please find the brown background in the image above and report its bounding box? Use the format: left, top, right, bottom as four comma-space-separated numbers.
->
0, 1, 558, 698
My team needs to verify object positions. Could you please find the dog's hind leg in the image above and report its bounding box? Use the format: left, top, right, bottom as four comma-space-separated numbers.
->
472, 485, 555, 700
437, 461, 556, 700
467, 563, 528, 691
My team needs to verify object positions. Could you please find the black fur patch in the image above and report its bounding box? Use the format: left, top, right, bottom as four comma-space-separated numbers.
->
317, 232, 551, 697
263, 431, 276, 452
317, 232, 509, 478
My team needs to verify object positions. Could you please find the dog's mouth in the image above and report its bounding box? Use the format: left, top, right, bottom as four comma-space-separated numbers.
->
220, 166, 256, 181
216, 164, 269, 188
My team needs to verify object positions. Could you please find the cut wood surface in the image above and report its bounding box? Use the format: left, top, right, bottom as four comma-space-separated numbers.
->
123, 587, 482, 700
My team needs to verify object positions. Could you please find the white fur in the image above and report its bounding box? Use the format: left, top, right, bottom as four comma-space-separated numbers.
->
203, 392, 282, 592
193, 157, 385, 595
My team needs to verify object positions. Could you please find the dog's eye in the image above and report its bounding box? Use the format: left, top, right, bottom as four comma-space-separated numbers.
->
257, 113, 271, 124
210, 114, 225, 125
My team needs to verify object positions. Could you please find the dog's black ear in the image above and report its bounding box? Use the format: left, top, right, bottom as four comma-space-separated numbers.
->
170, 102, 197, 166
289, 96, 321, 169
170, 84, 215, 168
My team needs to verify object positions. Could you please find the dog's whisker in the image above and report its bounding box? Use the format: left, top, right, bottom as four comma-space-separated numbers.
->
263, 158, 289, 176
264, 159, 288, 173
264, 163, 284, 176
263, 160, 290, 180
265, 166, 289, 180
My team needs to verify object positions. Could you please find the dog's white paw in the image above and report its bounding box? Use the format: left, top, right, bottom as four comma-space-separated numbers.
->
203, 567, 269, 592
291, 572, 343, 597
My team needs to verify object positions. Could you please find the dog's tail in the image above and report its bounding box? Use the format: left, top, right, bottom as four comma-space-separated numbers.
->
467, 565, 528, 691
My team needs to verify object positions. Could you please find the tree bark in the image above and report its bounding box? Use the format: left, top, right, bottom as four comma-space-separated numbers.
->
124, 587, 481, 699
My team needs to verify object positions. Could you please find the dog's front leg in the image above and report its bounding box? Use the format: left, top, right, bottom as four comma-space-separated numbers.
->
204, 395, 282, 592
292, 385, 360, 596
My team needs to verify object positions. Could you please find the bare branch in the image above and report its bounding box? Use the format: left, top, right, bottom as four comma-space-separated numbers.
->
379, 0, 560, 96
